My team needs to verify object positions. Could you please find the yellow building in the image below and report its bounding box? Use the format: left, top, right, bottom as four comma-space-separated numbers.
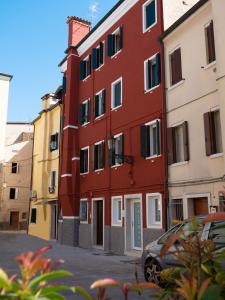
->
28, 91, 61, 240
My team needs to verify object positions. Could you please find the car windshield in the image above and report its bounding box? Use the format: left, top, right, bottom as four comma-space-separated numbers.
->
208, 221, 225, 249
158, 224, 182, 244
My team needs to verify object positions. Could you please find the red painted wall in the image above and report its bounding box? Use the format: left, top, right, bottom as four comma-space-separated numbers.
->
60, 0, 166, 228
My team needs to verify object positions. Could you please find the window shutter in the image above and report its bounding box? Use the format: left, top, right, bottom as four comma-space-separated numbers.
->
168, 127, 175, 164
208, 21, 216, 63
62, 76, 66, 95
92, 48, 98, 69
102, 90, 106, 114
155, 53, 161, 86
88, 55, 92, 75
146, 0, 156, 29
55, 133, 59, 150
119, 134, 124, 164
119, 26, 123, 50
140, 125, 150, 158
204, 112, 214, 156
79, 104, 84, 125
94, 145, 98, 170
101, 142, 105, 169
174, 48, 182, 83
100, 42, 104, 65
87, 100, 90, 122
182, 121, 189, 161
170, 53, 176, 85
80, 150, 84, 173
80, 61, 85, 80
108, 137, 115, 166
147, 60, 152, 90
108, 34, 115, 57
94, 95, 99, 118
156, 120, 161, 156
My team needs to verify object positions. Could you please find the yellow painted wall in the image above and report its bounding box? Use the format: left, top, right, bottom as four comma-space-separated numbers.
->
28, 101, 60, 240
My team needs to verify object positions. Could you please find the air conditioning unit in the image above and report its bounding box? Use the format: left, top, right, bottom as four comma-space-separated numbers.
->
49, 186, 55, 194
31, 190, 37, 199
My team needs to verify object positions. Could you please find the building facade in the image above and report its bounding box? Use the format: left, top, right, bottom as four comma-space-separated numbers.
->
0, 122, 33, 230
162, 0, 225, 223
0, 73, 12, 161
28, 92, 61, 240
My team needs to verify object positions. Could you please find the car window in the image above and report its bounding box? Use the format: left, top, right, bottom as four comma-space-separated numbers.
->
177, 221, 204, 240
158, 224, 182, 244
208, 221, 225, 249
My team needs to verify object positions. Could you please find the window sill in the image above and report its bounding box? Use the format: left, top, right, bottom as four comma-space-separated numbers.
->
146, 224, 163, 230
146, 154, 161, 160
94, 114, 105, 121
203, 61, 216, 70
143, 21, 157, 34
111, 223, 122, 227
82, 75, 91, 82
95, 64, 104, 72
168, 79, 185, 91
111, 164, 123, 169
111, 104, 122, 112
210, 153, 223, 159
80, 172, 89, 176
111, 49, 122, 59
94, 168, 104, 173
80, 221, 88, 224
170, 161, 189, 167
81, 122, 90, 128
144, 84, 160, 94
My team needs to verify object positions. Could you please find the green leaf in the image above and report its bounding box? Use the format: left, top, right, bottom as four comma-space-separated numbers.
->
0, 269, 9, 289
40, 285, 73, 295
216, 272, 225, 284
73, 286, 93, 300
201, 263, 212, 275
28, 271, 72, 290
36, 292, 65, 300
203, 285, 222, 300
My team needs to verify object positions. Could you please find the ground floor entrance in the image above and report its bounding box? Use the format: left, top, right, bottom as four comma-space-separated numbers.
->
92, 198, 104, 247
9, 211, 20, 230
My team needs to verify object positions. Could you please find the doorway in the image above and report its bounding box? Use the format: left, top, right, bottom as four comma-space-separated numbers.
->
186, 196, 209, 218
50, 204, 58, 240
10, 211, 19, 230
92, 199, 104, 247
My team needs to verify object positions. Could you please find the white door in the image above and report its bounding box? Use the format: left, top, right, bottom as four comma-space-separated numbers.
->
131, 200, 142, 250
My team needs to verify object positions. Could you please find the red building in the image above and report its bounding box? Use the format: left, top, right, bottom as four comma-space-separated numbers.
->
58, 0, 166, 254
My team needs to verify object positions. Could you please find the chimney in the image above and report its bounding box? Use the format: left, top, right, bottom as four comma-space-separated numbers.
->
67, 16, 91, 47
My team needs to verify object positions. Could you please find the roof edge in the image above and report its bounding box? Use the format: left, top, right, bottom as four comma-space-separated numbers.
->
0, 73, 13, 81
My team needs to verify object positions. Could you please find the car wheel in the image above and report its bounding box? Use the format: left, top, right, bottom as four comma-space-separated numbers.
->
144, 259, 162, 285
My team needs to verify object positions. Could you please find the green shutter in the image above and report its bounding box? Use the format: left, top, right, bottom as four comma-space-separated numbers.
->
94, 95, 99, 118
108, 34, 115, 57
156, 120, 161, 155
79, 104, 84, 125
101, 142, 105, 169
145, 0, 156, 29
119, 26, 123, 50
155, 53, 161, 86
119, 134, 124, 164
92, 48, 98, 70
100, 42, 104, 65
80, 61, 86, 80
140, 125, 150, 158
102, 90, 106, 114
147, 60, 152, 90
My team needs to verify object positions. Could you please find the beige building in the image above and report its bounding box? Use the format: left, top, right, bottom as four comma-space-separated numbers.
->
162, 0, 225, 222
0, 123, 33, 230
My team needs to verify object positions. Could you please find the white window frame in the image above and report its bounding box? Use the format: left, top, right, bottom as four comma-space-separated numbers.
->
11, 162, 19, 174
146, 193, 163, 229
111, 196, 123, 227
94, 140, 105, 172
210, 107, 223, 157
111, 77, 122, 111
81, 98, 90, 127
80, 146, 89, 175
111, 133, 124, 167
145, 119, 161, 159
142, 0, 157, 33
144, 53, 160, 93
110, 27, 122, 58
9, 187, 18, 200
95, 41, 105, 71
80, 198, 88, 224
83, 55, 91, 81
94, 89, 105, 120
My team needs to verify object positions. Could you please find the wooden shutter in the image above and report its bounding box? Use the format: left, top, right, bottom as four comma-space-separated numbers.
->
207, 21, 216, 63
119, 26, 123, 50
99, 42, 104, 65
147, 59, 152, 90
108, 34, 115, 57
182, 121, 189, 161
170, 53, 176, 85
118, 134, 124, 164
92, 48, 98, 69
94, 95, 99, 118
168, 127, 175, 164
155, 53, 161, 86
140, 125, 150, 158
156, 120, 161, 156
88, 55, 92, 76
100, 142, 105, 169
80, 61, 86, 80
108, 137, 115, 166
204, 112, 214, 156
174, 48, 182, 84
101, 90, 106, 114
62, 76, 66, 95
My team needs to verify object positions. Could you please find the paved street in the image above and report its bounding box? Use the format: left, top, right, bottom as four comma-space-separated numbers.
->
0, 232, 157, 299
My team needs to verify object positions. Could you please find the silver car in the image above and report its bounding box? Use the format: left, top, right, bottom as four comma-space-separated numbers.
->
141, 218, 225, 284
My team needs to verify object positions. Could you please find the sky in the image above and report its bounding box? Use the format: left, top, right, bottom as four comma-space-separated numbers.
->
0, 0, 117, 122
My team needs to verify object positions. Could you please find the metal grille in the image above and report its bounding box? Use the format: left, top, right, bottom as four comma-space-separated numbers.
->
170, 199, 184, 222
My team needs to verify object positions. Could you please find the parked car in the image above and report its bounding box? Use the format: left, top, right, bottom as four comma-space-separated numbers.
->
141, 217, 225, 284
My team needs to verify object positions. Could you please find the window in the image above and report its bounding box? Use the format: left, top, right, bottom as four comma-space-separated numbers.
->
170, 48, 182, 86
140, 119, 161, 158
158, 224, 182, 244
146, 193, 162, 228
62, 75, 66, 95
94, 89, 106, 118
205, 21, 216, 64
144, 53, 161, 91
208, 221, 225, 249
11, 162, 18, 174
22, 212, 27, 219
50, 133, 58, 152
49, 171, 56, 194
108, 26, 123, 57
111, 78, 122, 109
80, 55, 92, 80
143, 0, 157, 32
80, 147, 89, 174
80, 199, 88, 223
108, 134, 124, 167
168, 121, 189, 164
111, 196, 122, 226
170, 199, 184, 223
204, 110, 223, 156
92, 42, 104, 70
9, 188, 18, 200
79, 99, 90, 125
30, 208, 37, 224
94, 141, 105, 171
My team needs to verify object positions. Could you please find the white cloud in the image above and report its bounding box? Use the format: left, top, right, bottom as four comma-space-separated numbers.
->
89, 1, 100, 23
